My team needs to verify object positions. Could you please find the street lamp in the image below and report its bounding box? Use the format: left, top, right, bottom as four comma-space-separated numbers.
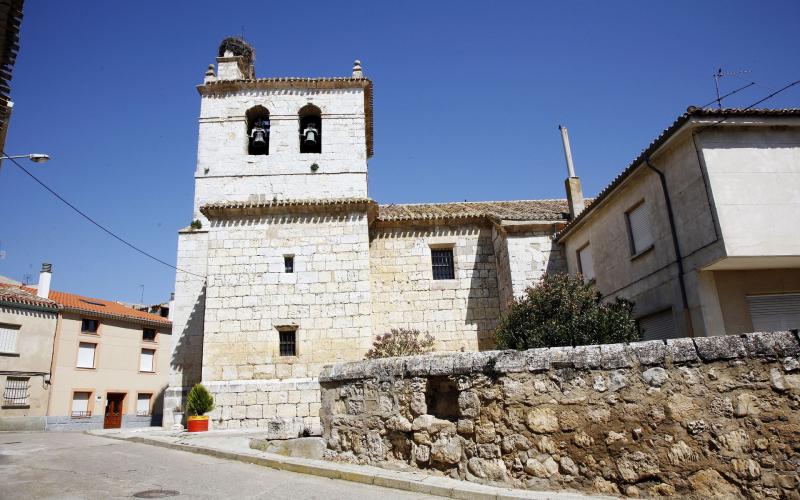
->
1, 153, 50, 163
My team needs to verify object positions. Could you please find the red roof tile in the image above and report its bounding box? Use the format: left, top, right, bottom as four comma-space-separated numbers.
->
0, 283, 59, 311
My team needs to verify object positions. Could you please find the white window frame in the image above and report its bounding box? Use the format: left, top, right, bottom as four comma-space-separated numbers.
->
0, 324, 20, 353
139, 348, 155, 373
136, 393, 152, 416
626, 201, 654, 256
76, 342, 96, 369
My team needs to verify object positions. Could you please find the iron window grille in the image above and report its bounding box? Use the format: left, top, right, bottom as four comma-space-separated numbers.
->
81, 319, 99, 334
4, 377, 29, 407
284, 255, 294, 273
431, 248, 455, 280
279, 330, 297, 356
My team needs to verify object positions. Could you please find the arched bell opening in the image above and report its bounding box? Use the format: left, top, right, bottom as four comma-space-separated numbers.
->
299, 104, 322, 154
246, 105, 270, 155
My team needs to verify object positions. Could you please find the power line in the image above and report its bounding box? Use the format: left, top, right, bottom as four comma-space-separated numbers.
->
697, 78, 800, 133
2, 152, 205, 279
700, 81, 756, 109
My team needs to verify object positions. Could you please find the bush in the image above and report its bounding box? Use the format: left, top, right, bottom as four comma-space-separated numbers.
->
494, 273, 638, 350
366, 328, 436, 359
186, 383, 214, 416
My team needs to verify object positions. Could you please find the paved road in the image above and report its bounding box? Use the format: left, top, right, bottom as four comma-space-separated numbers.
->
0, 432, 439, 499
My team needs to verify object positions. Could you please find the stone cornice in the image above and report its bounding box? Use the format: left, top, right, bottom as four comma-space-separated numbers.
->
200, 198, 379, 222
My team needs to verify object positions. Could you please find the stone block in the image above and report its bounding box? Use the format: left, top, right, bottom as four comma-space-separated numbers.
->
666, 337, 699, 364
494, 350, 527, 373
694, 335, 747, 361
742, 331, 800, 358
246, 405, 262, 419
628, 340, 666, 366
600, 343, 633, 369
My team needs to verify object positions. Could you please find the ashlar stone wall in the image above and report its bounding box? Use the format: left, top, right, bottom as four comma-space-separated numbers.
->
320, 331, 800, 499
369, 223, 500, 352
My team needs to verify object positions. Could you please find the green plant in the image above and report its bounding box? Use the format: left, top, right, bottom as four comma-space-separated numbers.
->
366, 328, 435, 359
190, 219, 202, 230
494, 273, 639, 350
186, 383, 214, 416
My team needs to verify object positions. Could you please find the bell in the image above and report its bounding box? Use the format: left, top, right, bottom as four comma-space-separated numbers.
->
303, 128, 318, 145
251, 129, 266, 146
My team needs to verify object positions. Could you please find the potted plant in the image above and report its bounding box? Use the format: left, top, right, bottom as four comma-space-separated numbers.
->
186, 383, 214, 432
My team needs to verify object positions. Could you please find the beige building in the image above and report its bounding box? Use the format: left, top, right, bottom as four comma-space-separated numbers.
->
557, 108, 800, 340
0, 280, 59, 431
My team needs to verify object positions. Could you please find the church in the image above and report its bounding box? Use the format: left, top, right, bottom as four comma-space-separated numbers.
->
164, 38, 582, 432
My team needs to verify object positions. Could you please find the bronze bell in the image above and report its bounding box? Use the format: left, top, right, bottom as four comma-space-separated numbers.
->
251, 128, 266, 147
303, 125, 318, 145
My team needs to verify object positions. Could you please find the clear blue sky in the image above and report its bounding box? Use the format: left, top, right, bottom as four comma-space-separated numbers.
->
1, 1, 799, 304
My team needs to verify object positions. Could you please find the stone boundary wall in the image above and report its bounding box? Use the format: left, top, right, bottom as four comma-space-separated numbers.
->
319, 331, 800, 498
205, 379, 321, 434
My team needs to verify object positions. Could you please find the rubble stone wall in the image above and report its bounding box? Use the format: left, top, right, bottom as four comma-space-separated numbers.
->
319, 331, 800, 498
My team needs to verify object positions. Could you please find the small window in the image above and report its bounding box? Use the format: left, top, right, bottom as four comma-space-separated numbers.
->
139, 348, 155, 372
637, 309, 678, 341
77, 342, 96, 368
746, 293, 800, 331
142, 328, 157, 342
577, 244, 595, 283
284, 255, 294, 274
431, 248, 455, 280
626, 202, 654, 255
3, 377, 29, 407
0, 324, 19, 353
299, 104, 322, 154
81, 319, 99, 334
246, 105, 270, 155
71, 391, 91, 417
279, 329, 297, 356
136, 393, 152, 416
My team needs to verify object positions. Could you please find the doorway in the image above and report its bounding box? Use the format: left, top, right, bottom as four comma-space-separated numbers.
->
104, 393, 125, 429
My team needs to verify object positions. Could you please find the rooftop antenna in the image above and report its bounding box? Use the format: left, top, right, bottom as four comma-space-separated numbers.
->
138, 284, 144, 304
714, 68, 751, 109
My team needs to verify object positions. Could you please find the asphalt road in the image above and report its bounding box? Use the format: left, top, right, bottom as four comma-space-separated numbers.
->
0, 431, 439, 499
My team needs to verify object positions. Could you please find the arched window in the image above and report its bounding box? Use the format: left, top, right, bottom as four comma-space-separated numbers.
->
246, 105, 270, 155
299, 104, 321, 154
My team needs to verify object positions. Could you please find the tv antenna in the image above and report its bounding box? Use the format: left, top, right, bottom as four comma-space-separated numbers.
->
138, 284, 145, 304
713, 68, 752, 109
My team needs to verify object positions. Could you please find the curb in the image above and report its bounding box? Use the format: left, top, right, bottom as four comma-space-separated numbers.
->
94, 433, 601, 500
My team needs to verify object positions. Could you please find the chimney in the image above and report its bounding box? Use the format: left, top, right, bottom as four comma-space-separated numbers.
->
559, 125, 585, 219
37, 263, 52, 299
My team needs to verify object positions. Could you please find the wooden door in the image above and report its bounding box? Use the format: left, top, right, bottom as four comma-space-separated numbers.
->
104, 393, 124, 429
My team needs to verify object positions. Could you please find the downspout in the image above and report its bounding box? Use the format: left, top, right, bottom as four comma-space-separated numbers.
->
645, 158, 694, 337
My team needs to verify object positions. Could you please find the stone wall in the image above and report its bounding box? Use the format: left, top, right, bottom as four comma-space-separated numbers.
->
369, 223, 500, 351
319, 331, 800, 498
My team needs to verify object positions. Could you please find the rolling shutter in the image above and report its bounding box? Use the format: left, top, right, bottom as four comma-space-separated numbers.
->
638, 309, 678, 341
627, 203, 653, 254
0, 325, 19, 353
139, 349, 155, 372
747, 294, 800, 331
77, 343, 96, 368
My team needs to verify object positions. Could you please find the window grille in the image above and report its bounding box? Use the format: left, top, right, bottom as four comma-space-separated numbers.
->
81, 319, 99, 334
77, 342, 96, 368
284, 255, 294, 274
626, 202, 654, 255
279, 330, 296, 356
142, 328, 157, 342
431, 249, 455, 280
0, 324, 19, 353
577, 244, 595, 282
140, 349, 155, 372
3, 377, 29, 406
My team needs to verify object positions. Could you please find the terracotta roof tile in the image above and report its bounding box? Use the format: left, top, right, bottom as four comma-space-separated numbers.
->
376, 199, 581, 223
0, 283, 59, 311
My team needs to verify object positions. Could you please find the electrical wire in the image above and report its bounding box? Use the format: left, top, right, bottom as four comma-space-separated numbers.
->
2, 152, 206, 279
700, 81, 756, 109
697, 79, 800, 133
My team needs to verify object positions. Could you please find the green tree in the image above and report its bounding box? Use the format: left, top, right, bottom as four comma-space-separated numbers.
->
186, 383, 215, 416
494, 273, 639, 350
366, 328, 436, 359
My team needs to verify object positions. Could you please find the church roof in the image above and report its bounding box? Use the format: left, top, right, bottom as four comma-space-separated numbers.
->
376, 199, 579, 223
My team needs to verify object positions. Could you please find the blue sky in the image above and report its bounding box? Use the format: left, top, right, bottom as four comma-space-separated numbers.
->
1, 1, 799, 304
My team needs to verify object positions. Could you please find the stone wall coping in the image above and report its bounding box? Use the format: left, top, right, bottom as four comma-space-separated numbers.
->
318, 330, 800, 383
203, 378, 320, 393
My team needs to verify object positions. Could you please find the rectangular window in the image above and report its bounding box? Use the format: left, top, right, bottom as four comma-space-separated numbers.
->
71, 391, 91, 417
0, 324, 20, 353
3, 377, 29, 407
284, 255, 294, 273
142, 328, 157, 342
81, 318, 99, 334
279, 330, 297, 356
637, 309, 678, 341
76, 342, 96, 368
626, 202, 654, 255
746, 293, 800, 331
577, 244, 595, 282
139, 348, 155, 372
136, 393, 152, 416
431, 248, 455, 280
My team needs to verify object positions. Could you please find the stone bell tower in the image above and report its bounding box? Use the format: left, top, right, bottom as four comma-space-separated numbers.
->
165, 38, 375, 432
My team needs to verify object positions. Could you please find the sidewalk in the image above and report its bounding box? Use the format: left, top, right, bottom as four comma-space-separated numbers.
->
88, 428, 608, 500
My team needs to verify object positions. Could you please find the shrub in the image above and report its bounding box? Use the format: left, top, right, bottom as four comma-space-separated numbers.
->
366, 328, 436, 359
186, 383, 214, 416
494, 273, 639, 350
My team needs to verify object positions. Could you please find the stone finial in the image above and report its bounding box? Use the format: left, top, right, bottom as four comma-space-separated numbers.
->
352, 59, 363, 78
204, 63, 216, 83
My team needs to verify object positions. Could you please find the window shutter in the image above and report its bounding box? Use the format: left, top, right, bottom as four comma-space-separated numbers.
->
71, 392, 90, 413
638, 310, 678, 341
628, 203, 653, 254
140, 349, 155, 372
77, 343, 96, 368
137, 394, 151, 415
0, 325, 19, 353
578, 245, 594, 282
747, 294, 800, 331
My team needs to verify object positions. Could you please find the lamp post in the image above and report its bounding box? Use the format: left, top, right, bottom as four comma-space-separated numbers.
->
0, 153, 50, 175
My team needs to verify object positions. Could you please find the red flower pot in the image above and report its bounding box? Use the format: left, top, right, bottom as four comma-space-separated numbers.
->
187, 415, 209, 432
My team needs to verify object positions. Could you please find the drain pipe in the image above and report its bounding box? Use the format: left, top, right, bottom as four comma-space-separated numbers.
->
645, 158, 694, 337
